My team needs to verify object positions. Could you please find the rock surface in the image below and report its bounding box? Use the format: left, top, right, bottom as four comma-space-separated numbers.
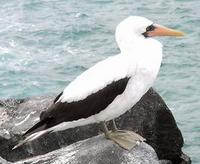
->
15, 135, 160, 164
0, 156, 11, 164
0, 88, 191, 163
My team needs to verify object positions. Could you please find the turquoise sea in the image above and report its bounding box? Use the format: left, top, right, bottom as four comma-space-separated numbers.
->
0, 0, 199, 163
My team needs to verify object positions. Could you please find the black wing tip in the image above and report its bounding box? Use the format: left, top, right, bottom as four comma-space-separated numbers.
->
22, 119, 48, 137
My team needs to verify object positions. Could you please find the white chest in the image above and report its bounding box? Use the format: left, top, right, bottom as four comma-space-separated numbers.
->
94, 47, 162, 122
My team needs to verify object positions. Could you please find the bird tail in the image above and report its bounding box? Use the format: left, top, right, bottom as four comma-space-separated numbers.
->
12, 117, 51, 150
12, 130, 48, 150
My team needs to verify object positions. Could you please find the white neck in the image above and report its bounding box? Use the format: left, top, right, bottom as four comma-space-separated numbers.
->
118, 36, 163, 75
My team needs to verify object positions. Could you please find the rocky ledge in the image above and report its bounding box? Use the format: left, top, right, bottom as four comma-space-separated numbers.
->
15, 136, 162, 164
0, 88, 191, 164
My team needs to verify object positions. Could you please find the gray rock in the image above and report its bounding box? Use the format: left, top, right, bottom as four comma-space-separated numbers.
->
179, 153, 192, 164
159, 160, 173, 164
0, 88, 190, 163
15, 135, 160, 164
0, 156, 11, 164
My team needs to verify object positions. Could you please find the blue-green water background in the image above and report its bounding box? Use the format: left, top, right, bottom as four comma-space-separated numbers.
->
0, 0, 199, 162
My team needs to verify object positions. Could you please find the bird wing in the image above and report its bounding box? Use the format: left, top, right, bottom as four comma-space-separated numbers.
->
56, 54, 134, 103
22, 55, 136, 137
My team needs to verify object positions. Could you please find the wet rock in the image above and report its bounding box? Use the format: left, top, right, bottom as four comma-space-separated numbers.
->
0, 156, 11, 164
15, 135, 160, 164
0, 88, 190, 163
159, 160, 173, 164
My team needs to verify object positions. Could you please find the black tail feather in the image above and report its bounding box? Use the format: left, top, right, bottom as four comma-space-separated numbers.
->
23, 118, 49, 137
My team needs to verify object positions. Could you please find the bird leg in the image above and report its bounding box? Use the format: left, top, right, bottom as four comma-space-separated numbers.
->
111, 119, 118, 132
100, 121, 110, 138
100, 121, 146, 151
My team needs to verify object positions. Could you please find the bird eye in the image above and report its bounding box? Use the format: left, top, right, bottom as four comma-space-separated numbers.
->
146, 24, 155, 32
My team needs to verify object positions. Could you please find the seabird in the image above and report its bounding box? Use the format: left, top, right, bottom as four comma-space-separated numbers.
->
13, 16, 184, 150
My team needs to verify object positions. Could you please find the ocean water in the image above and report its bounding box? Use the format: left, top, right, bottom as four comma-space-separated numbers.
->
0, 0, 199, 163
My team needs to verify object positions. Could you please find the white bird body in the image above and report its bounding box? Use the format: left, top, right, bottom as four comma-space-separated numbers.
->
59, 54, 130, 103
51, 37, 163, 132
13, 16, 184, 149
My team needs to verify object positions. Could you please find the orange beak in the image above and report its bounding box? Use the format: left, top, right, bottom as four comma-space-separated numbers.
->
148, 24, 185, 37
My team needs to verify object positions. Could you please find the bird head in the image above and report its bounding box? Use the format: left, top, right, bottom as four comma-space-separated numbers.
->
115, 16, 185, 53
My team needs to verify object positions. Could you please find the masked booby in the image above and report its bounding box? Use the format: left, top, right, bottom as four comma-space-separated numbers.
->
13, 16, 184, 150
